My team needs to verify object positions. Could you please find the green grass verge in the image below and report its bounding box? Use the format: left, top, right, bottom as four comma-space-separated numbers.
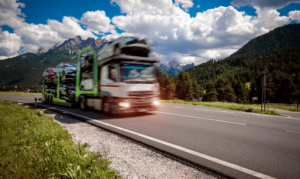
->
0, 92, 42, 96
0, 100, 121, 179
161, 100, 280, 116
252, 104, 300, 112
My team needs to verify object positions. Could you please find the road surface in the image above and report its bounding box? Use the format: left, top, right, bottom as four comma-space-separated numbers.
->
1, 95, 300, 179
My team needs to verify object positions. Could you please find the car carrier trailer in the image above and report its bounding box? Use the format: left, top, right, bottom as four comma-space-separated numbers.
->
41, 46, 160, 115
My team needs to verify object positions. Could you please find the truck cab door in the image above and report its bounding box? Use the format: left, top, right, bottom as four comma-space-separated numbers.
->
100, 64, 119, 96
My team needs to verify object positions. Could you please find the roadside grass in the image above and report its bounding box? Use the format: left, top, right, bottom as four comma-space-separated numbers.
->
0, 100, 121, 179
0, 92, 42, 96
252, 104, 300, 112
161, 100, 280, 116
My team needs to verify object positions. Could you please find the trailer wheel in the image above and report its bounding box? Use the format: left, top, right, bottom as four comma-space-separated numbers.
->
50, 96, 53, 105
103, 98, 112, 116
44, 96, 48, 104
79, 96, 88, 111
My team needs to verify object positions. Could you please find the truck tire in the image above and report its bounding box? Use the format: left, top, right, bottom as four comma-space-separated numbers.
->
103, 98, 112, 116
50, 96, 53, 105
79, 96, 88, 111
44, 96, 48, 104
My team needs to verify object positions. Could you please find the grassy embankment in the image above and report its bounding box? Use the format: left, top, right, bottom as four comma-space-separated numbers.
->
0, 92, 42, 96
252, 104, 300, 112
161, 100, 280, 116
0, 100, 121, 178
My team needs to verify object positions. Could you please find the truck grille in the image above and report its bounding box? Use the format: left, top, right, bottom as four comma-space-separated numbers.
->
127, 91, 155, 107
128, 91, 154, 97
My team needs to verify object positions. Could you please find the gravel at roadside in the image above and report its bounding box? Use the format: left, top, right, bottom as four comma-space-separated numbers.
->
43, 110, 222, 179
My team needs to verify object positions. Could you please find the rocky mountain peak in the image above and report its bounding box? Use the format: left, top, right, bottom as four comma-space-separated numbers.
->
156, 60, 195, 76
53, 42, 61, 48
169, 60, 180, 69
74, 36, 82, 44
37, 47, 47, 55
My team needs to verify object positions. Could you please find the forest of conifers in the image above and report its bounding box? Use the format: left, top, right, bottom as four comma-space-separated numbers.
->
157, 23, 300, 104
157, 45, 300, 103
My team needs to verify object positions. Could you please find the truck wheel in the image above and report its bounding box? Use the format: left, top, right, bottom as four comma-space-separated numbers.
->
50, 96, 53, 105
79, 96, 88, 111
103, 98, 112, 116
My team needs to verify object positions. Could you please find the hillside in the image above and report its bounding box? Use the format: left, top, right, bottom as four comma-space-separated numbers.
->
230, 23, 300, 58
0, 35, 107, 88
0, 49, 75, 87
157, 23, 300, 103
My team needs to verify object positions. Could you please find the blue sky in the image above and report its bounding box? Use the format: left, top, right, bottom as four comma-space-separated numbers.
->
0, 0, 300, 63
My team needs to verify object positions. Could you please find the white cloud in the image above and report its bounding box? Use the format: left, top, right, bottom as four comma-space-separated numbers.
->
197, 5, 200, 8
111, 0, 174, 15
80, 10, 115, 34
231, 0, 251, 8
0, 30, 22, 59
175, 0, 193, 11
231, 0, 300, 10
112, 3, 294, 64
0, 0, 25, 29
0, 0, 297, 65
289, 10, 300, 22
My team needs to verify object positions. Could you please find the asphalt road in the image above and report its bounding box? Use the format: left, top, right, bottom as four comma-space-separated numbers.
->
1, 95, 300, 179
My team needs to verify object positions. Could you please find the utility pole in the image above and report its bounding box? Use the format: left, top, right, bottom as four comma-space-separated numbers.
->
297, 71, 299, 109
261, 77, 263, 111
261, 75, 267, 111
293, 71, 299, 109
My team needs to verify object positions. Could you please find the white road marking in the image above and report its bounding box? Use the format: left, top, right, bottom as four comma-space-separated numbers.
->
36, 103, 274, 179
194, 108, 235, 113
175, 106, 184, 108
286, 130, 300, 134
156, 111, 247, 126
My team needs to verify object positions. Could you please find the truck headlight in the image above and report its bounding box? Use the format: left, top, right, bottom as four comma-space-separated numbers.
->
119, 102, 130, 108
153, 100, 160, 105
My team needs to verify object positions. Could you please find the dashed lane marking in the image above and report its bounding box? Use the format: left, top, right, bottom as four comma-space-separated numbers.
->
286, 130, 300, 134
156, 111, 247, 126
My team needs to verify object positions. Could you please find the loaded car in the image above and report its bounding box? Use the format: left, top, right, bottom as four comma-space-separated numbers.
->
55, 63, 77, 82
81, 36, 151, 69
43, 68, 56, 82
59, 85, 75, 102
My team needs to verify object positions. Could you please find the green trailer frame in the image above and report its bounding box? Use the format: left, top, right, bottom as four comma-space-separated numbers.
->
75, 46, 98, 98
42, 46, 98, 107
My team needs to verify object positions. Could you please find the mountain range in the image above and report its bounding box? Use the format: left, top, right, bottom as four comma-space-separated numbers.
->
156, 61, 194, 76
0, 23, 299, 88
36, 36, 107, 55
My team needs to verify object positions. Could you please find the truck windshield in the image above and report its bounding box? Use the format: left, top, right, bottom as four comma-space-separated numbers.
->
121, 64, 155, 82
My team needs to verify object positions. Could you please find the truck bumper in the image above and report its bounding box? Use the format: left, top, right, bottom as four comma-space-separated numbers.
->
111, 104, 158, 114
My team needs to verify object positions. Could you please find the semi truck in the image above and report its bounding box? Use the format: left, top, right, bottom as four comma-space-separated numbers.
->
41, 46, 160, 115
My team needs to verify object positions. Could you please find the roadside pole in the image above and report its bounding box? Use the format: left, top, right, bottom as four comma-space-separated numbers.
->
264, 75, 267, 111
261, 75, 267, 111
261, 77, 263, 112
297, 71, 299, 109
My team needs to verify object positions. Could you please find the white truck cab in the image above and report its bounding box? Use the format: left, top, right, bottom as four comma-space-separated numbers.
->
80, 53, 160, 115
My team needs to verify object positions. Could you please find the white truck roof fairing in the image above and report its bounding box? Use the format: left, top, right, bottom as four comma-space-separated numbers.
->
97, 54, 159, 66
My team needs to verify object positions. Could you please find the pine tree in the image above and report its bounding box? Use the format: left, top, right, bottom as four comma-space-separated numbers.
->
203, 82, 218, 101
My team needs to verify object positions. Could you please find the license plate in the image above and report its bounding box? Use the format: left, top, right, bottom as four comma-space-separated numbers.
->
136, 109, 146, 112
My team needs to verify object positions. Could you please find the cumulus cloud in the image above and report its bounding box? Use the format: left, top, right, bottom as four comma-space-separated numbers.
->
80, 10, 116, 34
0, 30, 22, 58
111, 0, 174, 15
289, 10, 300, 22
231, 0, 251, 8
0, 0, 25, 29
113, 4, 291, 64
175, 0, 193, 11
231, 0, 300, 9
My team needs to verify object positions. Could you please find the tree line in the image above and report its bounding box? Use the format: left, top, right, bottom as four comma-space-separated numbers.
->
157, 46, 300, 104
